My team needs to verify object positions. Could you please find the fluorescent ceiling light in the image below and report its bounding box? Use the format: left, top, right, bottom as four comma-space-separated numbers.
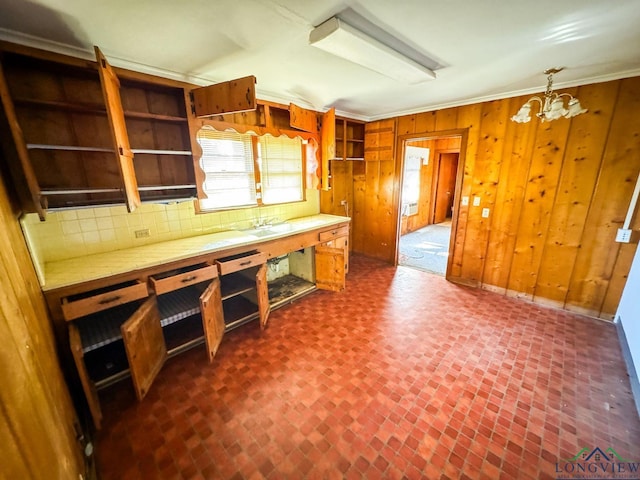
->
309, 17, 436, 84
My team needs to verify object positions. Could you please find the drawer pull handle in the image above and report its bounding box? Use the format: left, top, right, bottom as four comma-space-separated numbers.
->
181, 275, 197, 283
98, 295, 121, 305
240, 260, 252, 266
332, 230, 338, 235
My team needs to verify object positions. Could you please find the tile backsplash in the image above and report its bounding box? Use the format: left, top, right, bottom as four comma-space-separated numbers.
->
21, 191, 320, 270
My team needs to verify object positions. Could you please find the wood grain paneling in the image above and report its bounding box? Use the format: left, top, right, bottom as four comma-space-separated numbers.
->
321, 76, 640, 319
564, 77, 640, 318
0, 170, 84, 477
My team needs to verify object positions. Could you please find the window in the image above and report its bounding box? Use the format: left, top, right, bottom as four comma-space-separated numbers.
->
197, 127, 256, 210
258, 135, 304, 204
401, 145, 428, 216
196, 127, 304, 211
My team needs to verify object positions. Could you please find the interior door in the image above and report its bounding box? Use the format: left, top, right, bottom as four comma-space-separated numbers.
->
200, 277, 225, 363
256, 263, 271, 329
120, 297, 167, 401
315, 245, 345, 291
95, 46, 140, 213
433, 153, 459, 224
320, 107, 336, 191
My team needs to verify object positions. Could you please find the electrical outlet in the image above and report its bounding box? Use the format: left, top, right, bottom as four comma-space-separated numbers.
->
134, 228, 150, 238
482, 208, 490, 218
461, 196, 469, 206
616, 228, 632, 243
473, 196, 481, 206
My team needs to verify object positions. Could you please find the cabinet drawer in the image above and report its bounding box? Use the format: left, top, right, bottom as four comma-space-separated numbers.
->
318, 225, 349, 243
216, 251, 267, 276
150, 264, 218, 295
61, 281, 148, 321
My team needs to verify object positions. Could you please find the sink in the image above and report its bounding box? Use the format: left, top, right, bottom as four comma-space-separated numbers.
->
243, 223, 295, 238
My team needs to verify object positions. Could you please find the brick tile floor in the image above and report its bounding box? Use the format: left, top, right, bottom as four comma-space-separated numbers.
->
95, 255, 640, 479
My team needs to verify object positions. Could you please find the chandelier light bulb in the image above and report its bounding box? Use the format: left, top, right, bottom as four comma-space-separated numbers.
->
511, 68, 587, 123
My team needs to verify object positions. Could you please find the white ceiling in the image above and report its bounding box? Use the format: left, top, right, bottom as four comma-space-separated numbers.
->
1, 0, 639, 120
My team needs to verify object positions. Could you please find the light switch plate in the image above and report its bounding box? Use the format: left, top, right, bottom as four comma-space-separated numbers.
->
482, 208, 490, 218
461, 196, 469, 206
616, 228, 632, 243
473, 196, 481, 206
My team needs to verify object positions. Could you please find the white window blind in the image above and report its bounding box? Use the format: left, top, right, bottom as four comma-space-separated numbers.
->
196, 126, 257, 210
258, 134, 304, 204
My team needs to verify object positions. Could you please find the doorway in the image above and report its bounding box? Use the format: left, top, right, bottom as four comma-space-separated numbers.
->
397, 135, 462, 276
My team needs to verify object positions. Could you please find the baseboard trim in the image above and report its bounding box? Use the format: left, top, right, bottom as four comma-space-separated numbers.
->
615, 317, 640, 418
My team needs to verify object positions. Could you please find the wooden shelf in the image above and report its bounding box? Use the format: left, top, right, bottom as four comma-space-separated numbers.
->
334, 117, 365, 161
221, 272, 256, 300
41, 187, 121, 195
14, 97, 106, 115
26, 144, 114, 153
123, 110, 187, 123
131, 149, 192, 156
222, 295, 259, 328
138, 184, 196, 192
13, 97, 188, 123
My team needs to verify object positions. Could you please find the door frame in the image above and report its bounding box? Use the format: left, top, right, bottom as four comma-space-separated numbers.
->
393, 128, 468, 279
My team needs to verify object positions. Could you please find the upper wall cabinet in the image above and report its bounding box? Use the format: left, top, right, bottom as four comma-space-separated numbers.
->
334, 117, 365, 161
0, 43, 198, 219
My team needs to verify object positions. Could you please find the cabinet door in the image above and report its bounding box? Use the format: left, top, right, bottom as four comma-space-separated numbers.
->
256, 263, 271, 329
289, 103, 318, 133
95, 46, 141, 213
68, 324, 103, 429
190, 75, 256, 118
0, 62, 46, 219
320, 107, 335, 191
120, 297, 167, 401
200, 277, 225, 363
315, 245, 345, 291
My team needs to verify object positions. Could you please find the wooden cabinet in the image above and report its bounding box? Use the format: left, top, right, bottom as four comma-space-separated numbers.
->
120, 78, 196, 203
47, 221, 348, 428
216, 251, 271, 330
60, 253, 271, 428
335, 117, 365, 161
316, 225, 349, 289
0, 50, 135, 217
63, 262, 227, 428
318, 112, 365, 191
0, 43, 299, 218
0, 43, 199, 217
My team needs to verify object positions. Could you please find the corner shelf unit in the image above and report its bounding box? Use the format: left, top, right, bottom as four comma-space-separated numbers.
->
334, 117, 365, 161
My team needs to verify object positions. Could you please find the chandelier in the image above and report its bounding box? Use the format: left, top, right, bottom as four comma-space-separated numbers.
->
511, 68, 587, 123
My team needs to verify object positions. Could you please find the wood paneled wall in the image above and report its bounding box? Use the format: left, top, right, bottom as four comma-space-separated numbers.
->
0, 170, 84, 477
324, 76, 640, 319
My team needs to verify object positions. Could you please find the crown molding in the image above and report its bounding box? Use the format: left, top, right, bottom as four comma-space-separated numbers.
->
367, 68, 640, 121
2, 28, 638, 123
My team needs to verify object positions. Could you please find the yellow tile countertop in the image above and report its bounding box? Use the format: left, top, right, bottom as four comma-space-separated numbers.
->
42, 214, 350, 291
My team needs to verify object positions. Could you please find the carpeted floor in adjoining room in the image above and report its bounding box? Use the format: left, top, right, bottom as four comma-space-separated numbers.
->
398, 222, 451, 275
95, 254, 640, 479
